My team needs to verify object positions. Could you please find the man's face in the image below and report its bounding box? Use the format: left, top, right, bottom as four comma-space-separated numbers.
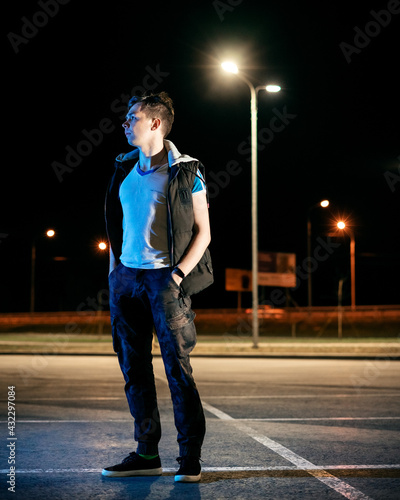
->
122, 103, 154, 147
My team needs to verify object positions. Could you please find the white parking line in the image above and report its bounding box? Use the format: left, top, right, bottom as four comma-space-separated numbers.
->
203, 402, 375, 500
204, 394, 400, 399
0, 420, 132, 423
1, 464, 399, 474
237, 417, 400, 421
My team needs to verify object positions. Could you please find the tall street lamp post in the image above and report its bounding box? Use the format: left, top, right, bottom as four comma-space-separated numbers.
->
221, 62, 281, 348
337, 221, 356, 310
307, 200, 329, 308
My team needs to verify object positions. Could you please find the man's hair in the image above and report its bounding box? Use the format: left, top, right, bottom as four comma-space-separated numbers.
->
128, 91, 175, 138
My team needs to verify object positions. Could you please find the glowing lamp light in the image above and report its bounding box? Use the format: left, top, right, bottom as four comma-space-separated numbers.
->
221, 61, 239, 74
266, 85, 281, 93
337, 221, 346, 230
98, 242, 107, 251
320, 200, 329, 208
46, 229, 55, 237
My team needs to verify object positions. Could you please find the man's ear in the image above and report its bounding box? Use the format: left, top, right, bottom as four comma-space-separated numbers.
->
151, 117, 162, 131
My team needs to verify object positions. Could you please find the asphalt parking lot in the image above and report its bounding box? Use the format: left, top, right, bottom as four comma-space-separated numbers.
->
1, 354, 399, 499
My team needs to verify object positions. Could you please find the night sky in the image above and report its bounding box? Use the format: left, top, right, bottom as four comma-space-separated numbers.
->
2, 0, 399, 312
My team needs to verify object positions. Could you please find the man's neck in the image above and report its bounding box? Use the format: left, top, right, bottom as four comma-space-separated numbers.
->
138, 143, 167, 172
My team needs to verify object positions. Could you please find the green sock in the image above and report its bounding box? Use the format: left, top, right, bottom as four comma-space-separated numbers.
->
139, 453, 158, 460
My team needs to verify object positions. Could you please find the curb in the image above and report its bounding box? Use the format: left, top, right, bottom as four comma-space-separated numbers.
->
1, 341, 399, 359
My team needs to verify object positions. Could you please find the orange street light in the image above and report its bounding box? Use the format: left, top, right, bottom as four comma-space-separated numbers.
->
336, 220, 356, 310
98, 241, 107, 251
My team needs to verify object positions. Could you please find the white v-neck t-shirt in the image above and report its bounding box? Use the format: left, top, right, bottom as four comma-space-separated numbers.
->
119, 162, 205, 269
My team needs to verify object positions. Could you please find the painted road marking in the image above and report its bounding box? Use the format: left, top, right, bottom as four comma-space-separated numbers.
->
237, 417, 400, 421
204, 394, 400, 398
1, 465, 399, 474
203, 402, 376, 500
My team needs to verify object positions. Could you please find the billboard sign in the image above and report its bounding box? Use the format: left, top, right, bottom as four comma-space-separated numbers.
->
258, 252, 296, 288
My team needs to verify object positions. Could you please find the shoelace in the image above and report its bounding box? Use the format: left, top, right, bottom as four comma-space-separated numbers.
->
122, 452, 138, 463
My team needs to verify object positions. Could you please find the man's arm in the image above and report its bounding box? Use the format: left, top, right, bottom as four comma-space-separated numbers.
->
171, 191, 211, 286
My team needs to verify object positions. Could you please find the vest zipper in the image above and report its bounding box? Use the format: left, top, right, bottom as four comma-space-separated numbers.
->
167, 166, 181, 266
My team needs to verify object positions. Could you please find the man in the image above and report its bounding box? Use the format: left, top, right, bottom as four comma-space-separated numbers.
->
102, 92, 213, 483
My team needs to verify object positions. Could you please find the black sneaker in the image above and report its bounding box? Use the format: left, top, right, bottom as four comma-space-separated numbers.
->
174, 456, 201, 483
102, 452, 162, 477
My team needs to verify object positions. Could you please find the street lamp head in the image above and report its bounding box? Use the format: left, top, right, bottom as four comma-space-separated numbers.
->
98, 241, 107, 251
265, 85, 281, 93
320, 200, 329, 208
46, 229, 55, 238
337, 221, 346, 230
221, 61, 238, 74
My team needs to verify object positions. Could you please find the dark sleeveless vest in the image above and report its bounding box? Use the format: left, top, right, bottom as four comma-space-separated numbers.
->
105, 157, 213, 296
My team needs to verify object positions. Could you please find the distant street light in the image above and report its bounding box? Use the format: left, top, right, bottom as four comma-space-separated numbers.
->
307, 200, 330, 307
221, 61, 281, 348
98, 241, 107, 251
265, 85, 281, 93
336, 220, 356, 310
30, 229, 56, 313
